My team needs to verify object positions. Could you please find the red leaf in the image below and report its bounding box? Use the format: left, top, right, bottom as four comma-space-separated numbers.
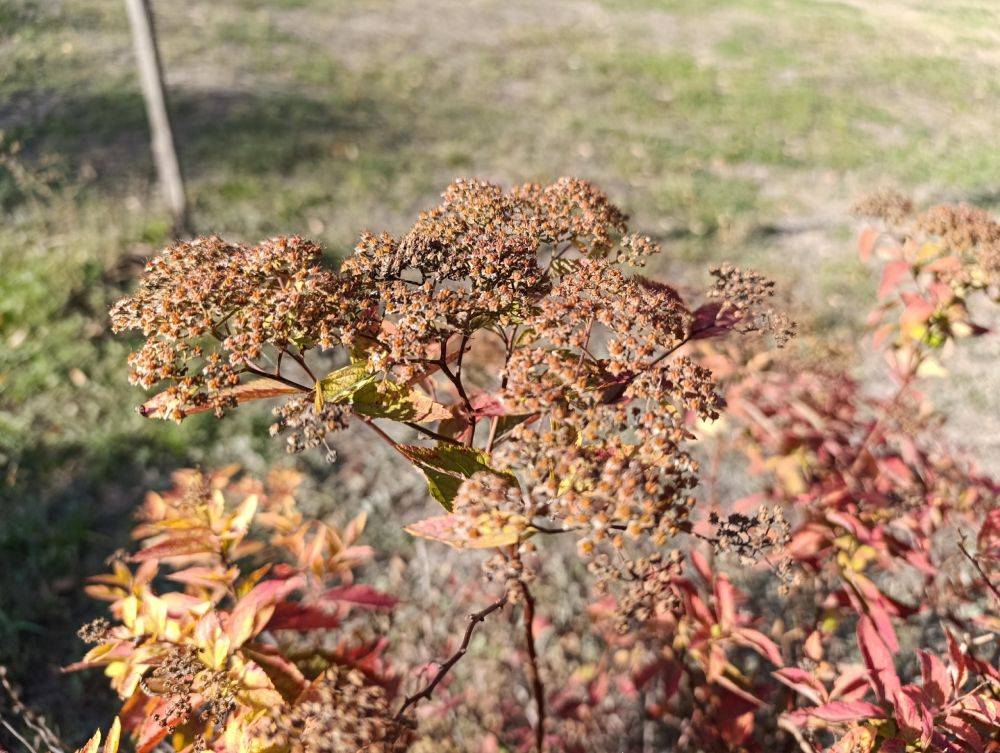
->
714, 574, 737, 632
773, 668, 825, 706
227, 576, 303, 648
878, 260, 910, 298
893, 686, 932, 745
265, 601, 342, 631
789, 699, 884, 724
734, 628, 784, 667
714, 675, 765, 708
469, 393, 507, 417
689, 549, 713, 583
322, 584, 397, 609
916, 650, 951, 707
857, 614, 900, 702
690, 302, 739, 340
135, 697, 188, 753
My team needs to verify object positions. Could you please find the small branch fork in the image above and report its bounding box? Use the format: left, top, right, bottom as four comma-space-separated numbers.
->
394, 596, 509, 722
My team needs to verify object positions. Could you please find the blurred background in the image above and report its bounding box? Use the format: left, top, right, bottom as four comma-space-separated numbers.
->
1, 0, 998, 745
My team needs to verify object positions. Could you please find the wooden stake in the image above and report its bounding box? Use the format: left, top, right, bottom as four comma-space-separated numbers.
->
123, 0, 189, 235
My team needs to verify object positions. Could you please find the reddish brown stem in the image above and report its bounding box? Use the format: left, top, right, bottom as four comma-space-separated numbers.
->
403, 421, 461, 445
393, 596, 509, 721
242, 362, 311, 392
518, 579, 546, 752
958, 535, 1000, 604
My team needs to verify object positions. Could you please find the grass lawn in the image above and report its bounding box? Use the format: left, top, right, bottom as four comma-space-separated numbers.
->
1, 0, 998, 743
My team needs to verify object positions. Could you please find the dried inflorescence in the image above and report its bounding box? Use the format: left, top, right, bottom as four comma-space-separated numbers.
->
495, 260, 726, 553
589, 550, 684, 630
110, 235, 376, 420
707, 263, 796, 346
270, 395, 350, 458
341, 177, 634, 381
255, 668, 412, 753
851, 188, 914, 225
708, 507, 794, 591
77, 617, 111, 644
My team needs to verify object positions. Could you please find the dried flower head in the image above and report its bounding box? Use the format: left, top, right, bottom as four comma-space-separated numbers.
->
254, 668, 412, 752
110, 235, 375, 419
852, 189, 914, 225
707, 263, 796, 346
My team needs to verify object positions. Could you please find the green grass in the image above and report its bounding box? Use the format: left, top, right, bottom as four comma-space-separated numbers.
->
1, 0, 998, 744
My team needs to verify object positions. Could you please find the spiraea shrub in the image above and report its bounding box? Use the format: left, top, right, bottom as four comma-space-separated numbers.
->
68, 179, 997, 752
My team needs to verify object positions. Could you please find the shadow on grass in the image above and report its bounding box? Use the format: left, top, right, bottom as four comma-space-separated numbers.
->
2, 84, 409, 192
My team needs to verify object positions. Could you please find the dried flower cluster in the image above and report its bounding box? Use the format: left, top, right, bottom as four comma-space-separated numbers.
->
110, 236, 375, 420
256, 668, 411, 752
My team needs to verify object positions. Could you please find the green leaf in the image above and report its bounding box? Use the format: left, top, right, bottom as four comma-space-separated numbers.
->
317, 365, 451, 422
317, 363, 376, 408
398, 443, 516, 510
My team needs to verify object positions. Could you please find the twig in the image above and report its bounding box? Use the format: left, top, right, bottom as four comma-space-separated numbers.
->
0, 666, 65, 753
360, 417, 402, 451
403, 421, 461, 445
242, 362, 311, 392
437, 341, 476, 441
1, 716, 40, 753
958, 535, 1000, 603
518, 579, 546, 753
394, 596, 509, 721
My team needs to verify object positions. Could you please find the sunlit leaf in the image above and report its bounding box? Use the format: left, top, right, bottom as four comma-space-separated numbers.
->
139, 378, 299, 419
317, 364, 451, 422
405, 511, 529, 549
397, 442, 517, 510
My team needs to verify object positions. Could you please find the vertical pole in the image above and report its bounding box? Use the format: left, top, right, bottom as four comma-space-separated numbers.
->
123, 0, 189, 235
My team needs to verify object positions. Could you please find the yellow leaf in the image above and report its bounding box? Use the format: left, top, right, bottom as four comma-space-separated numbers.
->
75, 729, 101, 753
104, 717, 121, 753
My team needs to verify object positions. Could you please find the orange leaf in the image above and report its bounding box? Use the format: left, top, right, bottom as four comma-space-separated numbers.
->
131, 534, 215, 562
405, 512, 528, 549
858, 226, 878, 262
227, 576, 304, 648
139, 378, 299, 419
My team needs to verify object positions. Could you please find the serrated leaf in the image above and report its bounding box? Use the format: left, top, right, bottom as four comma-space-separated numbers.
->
398, 443, 516, 510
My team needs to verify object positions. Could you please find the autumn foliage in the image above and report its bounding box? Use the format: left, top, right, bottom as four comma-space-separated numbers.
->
70, 179, 998, 752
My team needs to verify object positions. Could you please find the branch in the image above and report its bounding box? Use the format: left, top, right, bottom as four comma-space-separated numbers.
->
393, 596, 509, 722
242, 361, 311, 392
958, 535, 1000, 604
518, 579, 546, 753
403, 421, 462, 445
438, 341, 476, 441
